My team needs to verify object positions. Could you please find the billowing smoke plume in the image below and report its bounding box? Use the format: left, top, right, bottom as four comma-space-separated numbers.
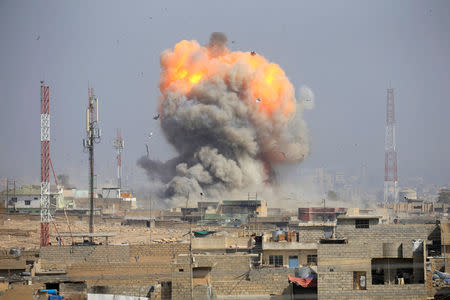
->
139, 33, 310, 206
57, 174, 73, 188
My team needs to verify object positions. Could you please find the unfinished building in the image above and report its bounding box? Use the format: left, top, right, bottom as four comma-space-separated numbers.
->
317, 215, 436, 299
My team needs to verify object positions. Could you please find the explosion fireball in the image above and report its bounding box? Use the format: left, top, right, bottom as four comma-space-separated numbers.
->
139, 33, 310, 206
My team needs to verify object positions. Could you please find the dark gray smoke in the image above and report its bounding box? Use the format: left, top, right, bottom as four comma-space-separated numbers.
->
208, 32, 228, 57
138, 33, 310, 207
57, 174, 73, 188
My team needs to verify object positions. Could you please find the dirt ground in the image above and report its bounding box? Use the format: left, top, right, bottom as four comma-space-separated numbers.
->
0, 215, 206, 250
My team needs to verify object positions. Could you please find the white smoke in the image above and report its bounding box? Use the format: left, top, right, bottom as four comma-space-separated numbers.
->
299, 85, 315, 110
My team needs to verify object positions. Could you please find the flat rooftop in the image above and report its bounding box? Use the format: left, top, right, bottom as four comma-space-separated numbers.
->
59, 233, 116, 237
337, 215, 382, 219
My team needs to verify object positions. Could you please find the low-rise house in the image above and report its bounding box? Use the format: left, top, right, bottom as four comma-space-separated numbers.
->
1, 185, 59, 214
192, 234, 252, 254
217, 199, 268, 218
298, 207, 347, 223
317, 214, 438, 299
262, 237, 317, 268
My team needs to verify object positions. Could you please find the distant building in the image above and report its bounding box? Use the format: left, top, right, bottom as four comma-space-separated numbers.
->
72, 186, 137, 212
217, 199, 267, 218
335, 172, 346, 187
101, 187, 121, 198
0, 184, 59, 214
399, 188, 418, 201
437, 188, 450, 204
385, 197, 437, 215
318, 215, 437, 299
298, 207, 347, 223
262, 232, 317, 268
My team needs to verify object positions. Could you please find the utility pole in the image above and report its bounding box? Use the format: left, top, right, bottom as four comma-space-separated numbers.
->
149, 195, 152, 243
4, 179, 15, 213
189, 217, 193, 300
13, 180, 15, 212
6, 178, 8, 213
83, 88, 101, 242
443, 225, 447, 271
185, 192, 193, 300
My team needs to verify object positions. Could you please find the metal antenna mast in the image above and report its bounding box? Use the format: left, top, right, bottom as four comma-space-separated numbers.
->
384, 87, 398, 203
113, 129, 124, 189
40, 81, 51, 247
83, 88, 101, 241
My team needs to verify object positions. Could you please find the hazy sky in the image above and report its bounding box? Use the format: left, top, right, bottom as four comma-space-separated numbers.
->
1, 0, 449, 191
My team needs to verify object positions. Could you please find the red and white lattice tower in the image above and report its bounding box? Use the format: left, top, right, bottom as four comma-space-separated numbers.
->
384, 87, 398, 203
40, 81, 51, 246
113, 129, 124, 189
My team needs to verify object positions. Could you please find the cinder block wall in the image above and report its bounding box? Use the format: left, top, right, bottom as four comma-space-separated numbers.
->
172, 254, 293, 299
262, 249, 317, 267
39, 244, 186, 299
40, 245, 130, 269
317, 224, 436, 300
297, 226, 330, 243
130, 243, 189, 262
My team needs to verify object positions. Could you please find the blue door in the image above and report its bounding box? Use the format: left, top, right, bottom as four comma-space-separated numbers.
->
289, 256, 298, 268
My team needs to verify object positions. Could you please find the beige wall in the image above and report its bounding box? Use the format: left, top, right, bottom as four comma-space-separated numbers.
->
0, 281, 8, 292
317, 224, 435, 300
257, 200, 267, 217
262, 249, 317, 267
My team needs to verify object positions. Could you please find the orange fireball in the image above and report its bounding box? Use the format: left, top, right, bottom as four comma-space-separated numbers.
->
159, 39, 296, 118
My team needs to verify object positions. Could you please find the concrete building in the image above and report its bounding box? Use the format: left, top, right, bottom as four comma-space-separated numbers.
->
437, 189, 450, 204
318, 215, 437, 299
192, 234, 252, 253
298, 207, 347, 223
399, 188, 418, 200
74, 197, 133, 215
1, 184, 59, 214
441, 221, 450, 272
218, 199, 268, 218
0, 210, 444, 299
388, 198, 433, 215
262, 238, 317, 268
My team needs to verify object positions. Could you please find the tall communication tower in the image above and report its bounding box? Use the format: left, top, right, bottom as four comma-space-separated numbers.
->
384, 87, 398, 203
40, 81, 51, 247
83, 88, 101, 240
113, 129, 124, 189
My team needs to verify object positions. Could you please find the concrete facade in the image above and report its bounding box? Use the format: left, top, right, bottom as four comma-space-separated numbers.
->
172, 253, 294, 300
317, 220, 436, 300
